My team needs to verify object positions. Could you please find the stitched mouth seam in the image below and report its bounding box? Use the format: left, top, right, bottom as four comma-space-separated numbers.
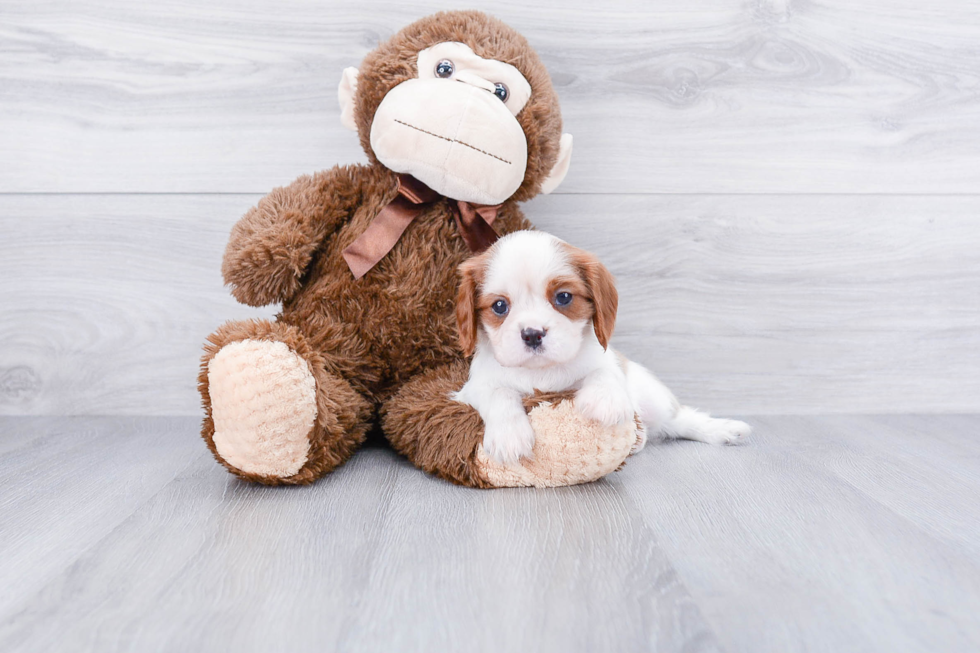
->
393, 119, 513, 165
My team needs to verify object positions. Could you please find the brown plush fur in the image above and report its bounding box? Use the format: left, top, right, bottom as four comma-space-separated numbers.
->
381, 360, 578, 487
199, 319, 373, 485
200, 11, 559, 485
381, 361, 492, 487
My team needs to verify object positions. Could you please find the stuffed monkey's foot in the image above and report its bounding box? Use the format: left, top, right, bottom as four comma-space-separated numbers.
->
200, 320, 373, 485
208, 339, 317, 478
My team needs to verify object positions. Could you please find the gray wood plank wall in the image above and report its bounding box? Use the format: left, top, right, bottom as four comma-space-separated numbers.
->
2, 0, 979, 415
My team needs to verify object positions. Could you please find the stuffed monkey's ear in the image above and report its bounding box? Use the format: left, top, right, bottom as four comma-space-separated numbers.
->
539, 133, 573, 195
338, 67, 359, 131
455, 257, 485, 357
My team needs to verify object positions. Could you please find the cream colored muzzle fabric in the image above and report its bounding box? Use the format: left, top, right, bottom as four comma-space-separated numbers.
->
369, 78, 528, 205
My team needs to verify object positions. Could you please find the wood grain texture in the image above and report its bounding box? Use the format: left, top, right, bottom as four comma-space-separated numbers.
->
0, 416, 721, 653
748, 415, 980, 559
2, 0, 979, 193
2, 415, 979, 652
540, 193, 980, 414
616, 414, 980, 653
329, 469, 717, 652
0, 417, 202, 618
0, 195, 276, 416
2, 193, 977, 416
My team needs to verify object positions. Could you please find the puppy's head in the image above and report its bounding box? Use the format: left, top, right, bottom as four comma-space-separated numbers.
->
456, 231, 617, 367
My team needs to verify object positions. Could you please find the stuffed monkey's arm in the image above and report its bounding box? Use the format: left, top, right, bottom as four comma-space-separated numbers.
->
221, 165, 363, 307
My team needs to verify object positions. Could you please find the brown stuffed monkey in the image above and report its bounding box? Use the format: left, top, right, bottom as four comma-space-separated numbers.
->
199, 11, 637, 488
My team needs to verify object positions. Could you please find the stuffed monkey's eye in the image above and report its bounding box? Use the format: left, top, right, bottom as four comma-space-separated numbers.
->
491, 299, 509, 316
555, 292, 572, 306
493, 83, 509, 102
435, 60, 455, 78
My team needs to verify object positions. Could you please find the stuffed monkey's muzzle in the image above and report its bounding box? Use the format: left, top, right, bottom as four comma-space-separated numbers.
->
370, 78, 529, 205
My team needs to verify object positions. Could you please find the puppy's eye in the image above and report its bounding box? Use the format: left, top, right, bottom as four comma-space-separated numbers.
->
554, 292, 573, 306
435, 60, 455, 78
493, 83, 509, 102
491, 299, 509, 316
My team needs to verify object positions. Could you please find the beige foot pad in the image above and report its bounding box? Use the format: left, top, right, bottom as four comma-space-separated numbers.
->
208, 339, 317, 478
476, 400, 638, 488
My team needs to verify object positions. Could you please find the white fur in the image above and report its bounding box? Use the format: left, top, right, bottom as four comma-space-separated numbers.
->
453, 231, 751, 465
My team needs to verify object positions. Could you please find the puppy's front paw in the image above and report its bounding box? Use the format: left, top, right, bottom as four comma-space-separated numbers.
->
482, 416, 536, 466
575, 384, 635, 426
700, 418, 752, 445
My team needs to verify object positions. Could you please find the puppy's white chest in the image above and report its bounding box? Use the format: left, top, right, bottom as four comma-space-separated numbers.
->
506, 366, 585, 394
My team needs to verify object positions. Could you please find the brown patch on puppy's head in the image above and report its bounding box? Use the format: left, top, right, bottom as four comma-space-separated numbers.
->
546, 274, 593, 323
353, 11, 565, 202
477, 292, 510, 332
455, 251, 491, 357
561, 243, 619, 349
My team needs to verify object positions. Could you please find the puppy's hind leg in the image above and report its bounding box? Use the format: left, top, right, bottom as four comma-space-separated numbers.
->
663, 405, 751, 445
625, 361, 751, 447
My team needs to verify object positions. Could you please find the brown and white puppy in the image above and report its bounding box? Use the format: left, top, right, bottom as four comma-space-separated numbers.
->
453, 230, 751, 465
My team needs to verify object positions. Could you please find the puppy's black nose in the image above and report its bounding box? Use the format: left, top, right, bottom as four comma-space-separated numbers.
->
521, 328, 545, 349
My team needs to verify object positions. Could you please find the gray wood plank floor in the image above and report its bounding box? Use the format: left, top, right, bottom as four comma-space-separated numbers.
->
1, 415, 978, 653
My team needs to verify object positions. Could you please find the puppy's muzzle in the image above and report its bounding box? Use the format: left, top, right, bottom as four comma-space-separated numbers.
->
521, 328, 546, 349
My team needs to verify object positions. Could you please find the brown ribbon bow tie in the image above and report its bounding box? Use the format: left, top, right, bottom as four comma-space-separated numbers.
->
342, 174, 501, 279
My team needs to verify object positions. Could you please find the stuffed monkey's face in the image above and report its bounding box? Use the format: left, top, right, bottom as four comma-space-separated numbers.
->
370, 42, 531, 205
340, 16, 573, 205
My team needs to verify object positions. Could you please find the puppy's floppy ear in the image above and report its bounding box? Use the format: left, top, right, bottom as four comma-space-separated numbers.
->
566, 244, 618, 350
455, 254, 487, 357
